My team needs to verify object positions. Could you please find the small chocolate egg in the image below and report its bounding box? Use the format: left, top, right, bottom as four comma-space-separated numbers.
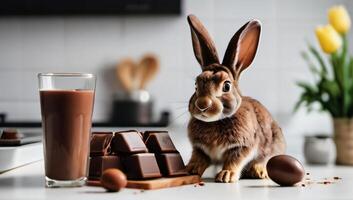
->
266, 155, 305, 186
101, 168, 127, 192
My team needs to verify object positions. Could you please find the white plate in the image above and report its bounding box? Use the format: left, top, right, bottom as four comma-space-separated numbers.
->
0, 142, 43, 173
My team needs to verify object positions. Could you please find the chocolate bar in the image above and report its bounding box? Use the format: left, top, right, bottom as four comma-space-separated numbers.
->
145, 132, 177, 153
111, 131, 148, 154
1, 129, 23, 139
89, 156, 123, 179
0, 129, 41, 146
155, 153, 187, 177
90, 132, 113, 156
142, 130, 168, 141
122, 153, 162, 179
89, 130, 188, 181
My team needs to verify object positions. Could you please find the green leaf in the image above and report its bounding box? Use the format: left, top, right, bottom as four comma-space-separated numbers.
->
296, 81, 316, 93
294, 97, 305, 112
296, 40, 353, 117
320, 79, 340, 97
301, 51, 326, 79
295, 81, 322, 113
331, 53, 344, 91
350, 57, 353, 79
349, 83, 353, 117
308, 43, 328, 74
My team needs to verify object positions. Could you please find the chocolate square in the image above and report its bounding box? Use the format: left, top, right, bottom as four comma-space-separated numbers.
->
90, 132, 113, 156
111, 131, 148, 154
1, 128, 23, 139
145, 132, 177, 153
142, 130, 168, 142
155, 153, 187, 177
88, 156, 123, 179
122, 153, 162, 179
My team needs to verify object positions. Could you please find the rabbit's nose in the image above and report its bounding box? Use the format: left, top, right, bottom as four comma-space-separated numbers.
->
195, 97, 212, 112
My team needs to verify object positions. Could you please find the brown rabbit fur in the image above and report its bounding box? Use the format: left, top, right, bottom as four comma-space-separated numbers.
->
186, 15, 286, 183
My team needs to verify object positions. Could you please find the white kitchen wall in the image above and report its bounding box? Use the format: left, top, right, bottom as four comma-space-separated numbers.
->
0, 0, 352, 137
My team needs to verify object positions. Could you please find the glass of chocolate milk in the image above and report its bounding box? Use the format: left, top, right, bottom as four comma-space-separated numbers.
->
38, 73, 95, 187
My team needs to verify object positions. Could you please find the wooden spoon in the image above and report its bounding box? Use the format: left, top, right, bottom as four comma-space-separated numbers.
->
116, 58, 136, 92
138, 54, 160, 90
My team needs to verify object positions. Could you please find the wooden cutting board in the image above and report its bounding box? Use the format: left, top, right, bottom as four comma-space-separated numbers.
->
87, 175, 201, 190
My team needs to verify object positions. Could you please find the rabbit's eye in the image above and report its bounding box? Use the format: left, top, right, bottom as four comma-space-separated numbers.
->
223, 81, 231, 92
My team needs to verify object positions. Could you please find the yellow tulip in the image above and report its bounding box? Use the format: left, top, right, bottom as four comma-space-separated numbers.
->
328, 5, 351, 34
316, 25, 342, 54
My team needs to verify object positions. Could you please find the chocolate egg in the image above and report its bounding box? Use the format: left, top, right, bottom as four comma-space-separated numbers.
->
266, 155, 305, 186
101, 168, 127, 192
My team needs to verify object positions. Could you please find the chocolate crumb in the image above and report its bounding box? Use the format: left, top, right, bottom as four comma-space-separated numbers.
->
301, 184, 306, 187
133, 190, 145, 194
306, 181, 315, 185
317, 181, 332, 185
198, 182, 205, 186
334, 177, 341, 180
306, 173, 310, 175
194, 184, 197, 187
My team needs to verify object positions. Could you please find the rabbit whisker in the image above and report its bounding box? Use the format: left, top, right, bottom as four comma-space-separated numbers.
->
168, 110, 189, 127
174, 106, 189, 110
168, 101, 189, 104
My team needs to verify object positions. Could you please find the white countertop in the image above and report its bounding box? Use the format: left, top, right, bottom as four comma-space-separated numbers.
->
1, 161, 353, 200
0, 126, 352, 199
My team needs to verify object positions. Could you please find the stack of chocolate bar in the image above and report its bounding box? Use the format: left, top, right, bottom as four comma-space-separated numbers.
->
89, 132, 122, 179
89, 130, 187, 180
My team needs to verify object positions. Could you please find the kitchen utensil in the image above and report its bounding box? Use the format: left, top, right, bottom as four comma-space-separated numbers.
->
138, 54, 159, 90
116, 55, 159, 92
116, 58, 137, 92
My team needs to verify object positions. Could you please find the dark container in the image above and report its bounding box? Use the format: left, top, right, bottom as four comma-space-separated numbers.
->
110, 99, 153, 126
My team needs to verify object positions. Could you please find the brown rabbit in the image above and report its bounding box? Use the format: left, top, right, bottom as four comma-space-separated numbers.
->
186, 15, 286, 183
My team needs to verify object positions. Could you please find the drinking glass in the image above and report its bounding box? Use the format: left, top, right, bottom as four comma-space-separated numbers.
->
38, 73, 96, 187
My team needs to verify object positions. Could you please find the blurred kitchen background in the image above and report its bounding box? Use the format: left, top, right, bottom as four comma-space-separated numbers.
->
0, 0, 353, 144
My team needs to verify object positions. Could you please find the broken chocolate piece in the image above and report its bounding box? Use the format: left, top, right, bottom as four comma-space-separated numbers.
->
155, 153, 187, 176
142, 130, 168, 142
90, 132, 113, 156
122, 153, 161, 179
89, 156, 123, 179
111, 131, 148, 154
145, 132, 177, 153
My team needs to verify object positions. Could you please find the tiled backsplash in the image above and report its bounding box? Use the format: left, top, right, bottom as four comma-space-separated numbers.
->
0, 0, 352, 136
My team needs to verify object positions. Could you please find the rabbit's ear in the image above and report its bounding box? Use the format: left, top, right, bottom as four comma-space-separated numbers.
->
187, 15, 220, 68
222, 20, 261, 78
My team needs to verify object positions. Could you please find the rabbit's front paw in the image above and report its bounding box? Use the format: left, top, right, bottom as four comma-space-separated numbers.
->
215, 170, 239, 183
186, 161, 208, 176
248, 164, 268, 179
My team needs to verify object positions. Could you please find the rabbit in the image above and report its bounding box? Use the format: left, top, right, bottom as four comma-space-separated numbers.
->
186, 15, 286, 183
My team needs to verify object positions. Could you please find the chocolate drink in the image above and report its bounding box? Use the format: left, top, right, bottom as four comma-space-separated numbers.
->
40, 90, 94, 180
